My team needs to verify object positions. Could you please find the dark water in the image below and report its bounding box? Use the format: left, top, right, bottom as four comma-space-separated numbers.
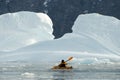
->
0, 62, 120, 80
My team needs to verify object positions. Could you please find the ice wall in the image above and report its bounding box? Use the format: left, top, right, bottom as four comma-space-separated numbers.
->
0, 11, 54, 51
72, 13, 120, 55
0, 13, 120, 63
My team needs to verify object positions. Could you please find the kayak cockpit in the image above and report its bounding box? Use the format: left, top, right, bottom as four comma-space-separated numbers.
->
52, 66, 73, 70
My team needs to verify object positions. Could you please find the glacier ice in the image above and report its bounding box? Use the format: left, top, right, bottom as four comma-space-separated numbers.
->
72, 13, 120, 56
0, 11, 54, 51
0, 12, 120, 64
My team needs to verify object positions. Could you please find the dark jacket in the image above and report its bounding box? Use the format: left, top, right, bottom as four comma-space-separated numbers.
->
58, 60, 67, 67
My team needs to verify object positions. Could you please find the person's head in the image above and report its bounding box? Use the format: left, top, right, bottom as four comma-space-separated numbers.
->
61, 60, 64, 63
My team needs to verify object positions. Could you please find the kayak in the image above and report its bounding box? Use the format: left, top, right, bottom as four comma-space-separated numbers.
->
52, 57, 73, 70
52, 66, 73, 70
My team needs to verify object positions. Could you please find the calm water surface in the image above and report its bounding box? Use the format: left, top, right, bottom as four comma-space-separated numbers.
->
0, 62, 120, 80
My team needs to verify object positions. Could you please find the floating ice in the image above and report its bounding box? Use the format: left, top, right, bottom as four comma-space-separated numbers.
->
21, 72, 35, 78
0, 11, 54, 51
0, 13, 120, 64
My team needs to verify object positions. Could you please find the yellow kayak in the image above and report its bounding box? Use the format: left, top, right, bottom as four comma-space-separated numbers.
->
52, 66, 73, 70
52, 57, 73, 70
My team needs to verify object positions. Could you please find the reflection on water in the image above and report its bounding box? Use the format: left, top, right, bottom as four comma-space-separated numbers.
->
52, 70, 74, 80
0, 62, 120, 80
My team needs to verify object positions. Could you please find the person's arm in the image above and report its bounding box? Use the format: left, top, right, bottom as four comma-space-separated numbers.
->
64, 62, 67, 65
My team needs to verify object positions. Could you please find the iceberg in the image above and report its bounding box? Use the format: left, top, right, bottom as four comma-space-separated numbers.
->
73, 13, 120, 56
0, 12, 120, 64
0, 11, 54, 51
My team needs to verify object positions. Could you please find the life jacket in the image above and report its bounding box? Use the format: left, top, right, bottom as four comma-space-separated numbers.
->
59, 62, 66, 67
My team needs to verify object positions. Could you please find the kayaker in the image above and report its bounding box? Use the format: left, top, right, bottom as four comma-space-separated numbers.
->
52, 57, 73, 69
58, 60, 67, 67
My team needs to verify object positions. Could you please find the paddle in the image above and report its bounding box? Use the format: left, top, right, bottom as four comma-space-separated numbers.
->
65, 57, 73, 62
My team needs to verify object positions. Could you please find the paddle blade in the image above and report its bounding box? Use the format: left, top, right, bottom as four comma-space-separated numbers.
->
67, 57, 73, 61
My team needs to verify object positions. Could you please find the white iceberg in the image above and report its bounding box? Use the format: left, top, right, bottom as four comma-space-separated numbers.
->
0, 11, 54, 51
0, 12, 120, 64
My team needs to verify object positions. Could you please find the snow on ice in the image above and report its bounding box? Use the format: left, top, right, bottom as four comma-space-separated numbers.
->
0, 12, 120, 64
0, 11, 54, 51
